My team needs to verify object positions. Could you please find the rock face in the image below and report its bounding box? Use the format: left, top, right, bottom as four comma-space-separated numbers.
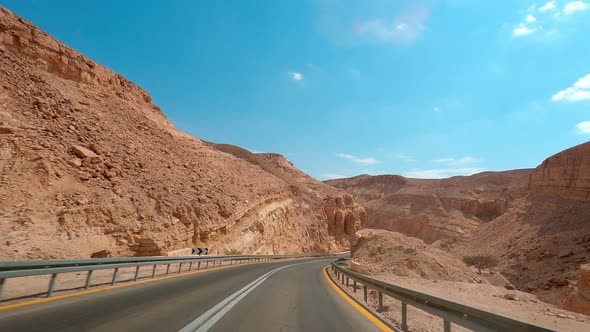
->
351, 229, 475, 282
0, 7, 363, 259
529, 142, 590, 201
327, 170, 531, 244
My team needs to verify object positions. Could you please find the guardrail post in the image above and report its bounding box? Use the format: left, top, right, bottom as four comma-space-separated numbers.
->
0, 278, 5, 298
189, 261, 193, 270
444, 320, 451, 332
178, 263, 182, 273
401, 302, 408, 331
152, 265, 157, 278
111, 268, 119, 285
363, 285, 367, 302
346, 276, 349, 287
134, 266, 140, 282
206, 261, 209, 269
166, 264, 170, 275
48, 273, 57, 297
84, 270, 92, 289
378, 292, 383, 313
198, 261, 201, 270
353, 280, 357, 293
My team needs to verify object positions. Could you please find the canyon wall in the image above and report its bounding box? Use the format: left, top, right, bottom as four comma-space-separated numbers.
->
326, 170, 531, 244
0, 7, 362, 259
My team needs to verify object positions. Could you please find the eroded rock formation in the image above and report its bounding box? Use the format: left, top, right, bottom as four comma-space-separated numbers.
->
327, 170, 531, 243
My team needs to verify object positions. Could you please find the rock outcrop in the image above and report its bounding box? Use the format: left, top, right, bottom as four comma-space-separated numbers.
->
529, 142, 590, 201
563, 263, 590, 315
327, 170, 531, 243
0, 7, 363, 259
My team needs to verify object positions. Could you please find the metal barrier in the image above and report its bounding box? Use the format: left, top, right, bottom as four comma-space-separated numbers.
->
0, 253, 329, 300
330, 261, 555, 332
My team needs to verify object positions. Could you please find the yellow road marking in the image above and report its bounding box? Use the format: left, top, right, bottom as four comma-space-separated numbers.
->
0, 259, 286, 311
322, 266, 393, 332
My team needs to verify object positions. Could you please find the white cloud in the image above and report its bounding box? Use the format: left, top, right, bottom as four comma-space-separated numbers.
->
540, 1, 557, 12
397, 154, 416, 162
336, 153, 380, 165
513, 24, 536, 36
319, 173, 347, 180
432, 156, 482, 165
290, 72, 303, 81
576, 121, 590, 134
552, 74, 590, 101
402, 168, 486, 179
564, 1, 590, 14
526, 14, 537, 22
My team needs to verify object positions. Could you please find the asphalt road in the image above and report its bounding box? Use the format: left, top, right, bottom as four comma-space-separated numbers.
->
0, 258, 383, 332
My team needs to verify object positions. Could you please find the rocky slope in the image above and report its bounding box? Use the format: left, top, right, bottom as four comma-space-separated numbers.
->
327, 170, 531, 244
351, 229, 475, 282
451, 142, 590, 312
0, 7, 363, 260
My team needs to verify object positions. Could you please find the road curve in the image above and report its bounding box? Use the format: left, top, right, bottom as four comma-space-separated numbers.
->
0, 258, 384, 332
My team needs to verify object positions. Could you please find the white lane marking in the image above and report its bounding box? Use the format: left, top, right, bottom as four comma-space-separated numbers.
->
178, 260, 322, 332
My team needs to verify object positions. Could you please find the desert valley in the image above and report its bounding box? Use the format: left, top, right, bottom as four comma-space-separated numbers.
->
1, 5, 590, 331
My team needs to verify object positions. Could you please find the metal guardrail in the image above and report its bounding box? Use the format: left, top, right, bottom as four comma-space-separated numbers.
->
0, 253, 329, 300
330, 261, 555, 332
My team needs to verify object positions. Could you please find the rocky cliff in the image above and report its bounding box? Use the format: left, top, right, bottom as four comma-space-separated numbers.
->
0, 7, 363, 259
529, 142, 590, 201
326, 170, 531, 244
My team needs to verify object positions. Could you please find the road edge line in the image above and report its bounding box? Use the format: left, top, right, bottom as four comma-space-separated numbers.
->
322, 266, 397, 332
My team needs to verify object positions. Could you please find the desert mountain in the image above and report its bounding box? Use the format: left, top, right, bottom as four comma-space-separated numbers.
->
0, 7, 363, 260
326, 169, 531, 243
452, 142, 590, 311
329, 142, 590, 313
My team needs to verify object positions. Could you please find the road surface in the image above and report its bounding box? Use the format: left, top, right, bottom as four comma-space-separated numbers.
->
0, 258, 385, 332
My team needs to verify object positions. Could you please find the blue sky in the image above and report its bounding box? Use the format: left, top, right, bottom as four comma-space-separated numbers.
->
3, 0, 590, 179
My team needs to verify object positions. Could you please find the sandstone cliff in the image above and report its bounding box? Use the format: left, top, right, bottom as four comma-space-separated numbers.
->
0, 7, 362, 259
327, 170, 531, 244
529, 142, 590, 201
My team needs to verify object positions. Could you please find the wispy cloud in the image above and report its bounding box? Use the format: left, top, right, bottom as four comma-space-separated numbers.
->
319, 173, 347, 180
564, 1, 590, 14
552, 74, 590, 101
513, 24, 537, 36
397, 154, 416, 162
576, 121, 590, 134
432, 156, 482, 166
336, 153, 380, 165
402, 167, 486, 179
353, 5, 428, 44
290, 72, 303, 81
539, 1, 556, 12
